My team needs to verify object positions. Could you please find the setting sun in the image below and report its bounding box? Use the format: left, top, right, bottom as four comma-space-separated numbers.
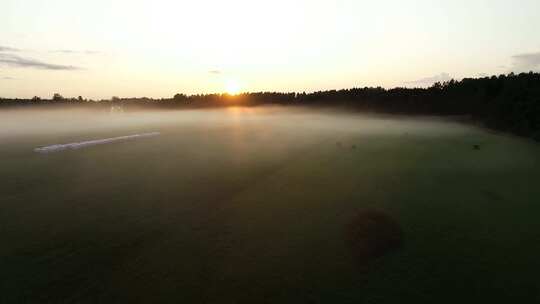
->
225, 80, 242, 95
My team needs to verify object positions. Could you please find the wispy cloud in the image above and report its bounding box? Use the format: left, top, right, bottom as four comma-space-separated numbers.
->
2, 76, 16, 80
405, 73, 452, 87
0, 45, 85, 71
50, 49, 101, 55
209, 70, 222, 75
511, 52, 540, 72
0, 53, 82, 70
0, 46, 21, 52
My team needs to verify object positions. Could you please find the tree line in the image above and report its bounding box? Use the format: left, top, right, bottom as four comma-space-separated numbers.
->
1, 72, 539, 140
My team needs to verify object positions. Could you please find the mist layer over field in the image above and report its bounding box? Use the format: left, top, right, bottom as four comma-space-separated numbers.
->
1, 107, 540, 303
0, 106, 468, 139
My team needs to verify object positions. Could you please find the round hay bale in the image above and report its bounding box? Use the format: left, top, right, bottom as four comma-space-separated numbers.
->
346, 210, 403, 262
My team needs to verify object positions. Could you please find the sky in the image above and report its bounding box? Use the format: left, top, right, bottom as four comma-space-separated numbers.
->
1, 0, 540, 99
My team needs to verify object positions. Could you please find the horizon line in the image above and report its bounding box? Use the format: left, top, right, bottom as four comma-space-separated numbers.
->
1, 71, 537, 100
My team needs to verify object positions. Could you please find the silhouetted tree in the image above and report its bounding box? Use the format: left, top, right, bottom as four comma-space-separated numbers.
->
52, 93, 64, 101
173, 93, 188, 102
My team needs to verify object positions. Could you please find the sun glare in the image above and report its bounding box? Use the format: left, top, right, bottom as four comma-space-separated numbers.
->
225, 80, 241, 95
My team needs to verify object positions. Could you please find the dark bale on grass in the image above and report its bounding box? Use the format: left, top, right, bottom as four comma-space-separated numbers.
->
346, 210, 403, 263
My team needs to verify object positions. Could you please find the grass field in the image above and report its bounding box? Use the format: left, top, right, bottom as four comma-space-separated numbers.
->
1, 106, 540, 303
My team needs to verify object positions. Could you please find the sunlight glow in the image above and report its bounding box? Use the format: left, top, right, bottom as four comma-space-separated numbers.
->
225, 80, 242, 95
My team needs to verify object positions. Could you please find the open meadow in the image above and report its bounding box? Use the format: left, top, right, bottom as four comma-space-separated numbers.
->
1, 106, 540, 303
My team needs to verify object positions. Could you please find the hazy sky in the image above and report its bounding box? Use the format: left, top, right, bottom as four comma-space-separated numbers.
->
1, 0, 540, 99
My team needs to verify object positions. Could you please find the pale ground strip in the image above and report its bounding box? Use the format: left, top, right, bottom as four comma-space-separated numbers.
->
34, 132, 161, 153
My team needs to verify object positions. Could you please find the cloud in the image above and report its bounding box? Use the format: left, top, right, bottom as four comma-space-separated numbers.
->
0, 53, 82, 70
209, 70, 222, 75
0, 45, 85, 70
51, 49, 100, 55
2, 76, 16, 80
0, 46, 20, 52
405, 73, 452, 87
511, 52, 540, 72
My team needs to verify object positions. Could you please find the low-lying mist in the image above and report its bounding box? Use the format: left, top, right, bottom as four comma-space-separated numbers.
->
0, 106, 472, 144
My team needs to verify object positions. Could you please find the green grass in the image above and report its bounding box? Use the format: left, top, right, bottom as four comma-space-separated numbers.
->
1, 108, 540, 303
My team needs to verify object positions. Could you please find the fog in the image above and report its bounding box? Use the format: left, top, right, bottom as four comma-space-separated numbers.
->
0, 106, 471, 144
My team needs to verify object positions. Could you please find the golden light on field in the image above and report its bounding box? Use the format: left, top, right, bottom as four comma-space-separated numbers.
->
225, 80, 242, 95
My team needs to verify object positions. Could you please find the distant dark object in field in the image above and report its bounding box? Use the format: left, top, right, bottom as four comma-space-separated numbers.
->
346, 210, 403, 263
351, 144, 357, 150
473, 144, 481, 150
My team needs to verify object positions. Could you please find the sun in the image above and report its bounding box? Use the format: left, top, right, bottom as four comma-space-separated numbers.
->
225, 80, 241, 95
